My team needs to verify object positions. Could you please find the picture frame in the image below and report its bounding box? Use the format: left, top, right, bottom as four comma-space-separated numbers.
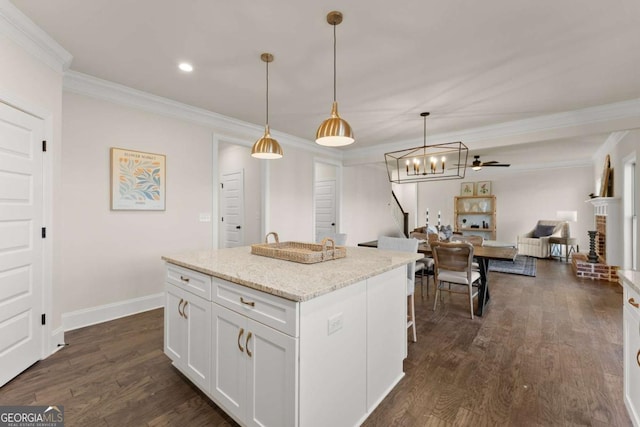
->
460, 182, 475, 196
110, 147, 166, 210
477, 181, 492, 195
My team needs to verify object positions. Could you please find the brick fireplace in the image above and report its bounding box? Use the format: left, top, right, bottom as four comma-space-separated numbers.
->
572, 197, 620, 283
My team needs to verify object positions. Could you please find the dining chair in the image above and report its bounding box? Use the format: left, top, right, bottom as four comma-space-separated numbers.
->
377, 236, 420, 342
431, 241, 481, 319
450, 234, 483, 270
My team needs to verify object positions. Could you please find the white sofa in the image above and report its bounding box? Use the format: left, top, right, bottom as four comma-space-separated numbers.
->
517, 220, 569, 258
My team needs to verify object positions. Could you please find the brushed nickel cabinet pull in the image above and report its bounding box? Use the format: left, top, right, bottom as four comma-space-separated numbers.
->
637, 349, 640, 367
246, 332, 253, 358
240, 297, 256, 307
180, 275, 190, 283
178, 299, 185, 318
183, 301, 188, 319
629, 298, 640, 308
238, 328, 245, 353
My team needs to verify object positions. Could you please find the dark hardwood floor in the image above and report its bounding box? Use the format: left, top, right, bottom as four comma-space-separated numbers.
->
0, 259, 631, 426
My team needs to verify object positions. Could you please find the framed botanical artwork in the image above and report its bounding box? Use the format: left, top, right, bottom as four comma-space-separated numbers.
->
460, 182, 475, 196
110, 148, 166, 210
477, 181, 492, 195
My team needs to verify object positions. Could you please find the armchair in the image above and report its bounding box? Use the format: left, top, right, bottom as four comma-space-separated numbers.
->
517, 220, 569, 258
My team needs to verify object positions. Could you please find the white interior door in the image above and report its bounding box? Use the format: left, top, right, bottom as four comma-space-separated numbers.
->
315, 179, 336, 242
0, 102, 45, 387
221, 170, 245, 248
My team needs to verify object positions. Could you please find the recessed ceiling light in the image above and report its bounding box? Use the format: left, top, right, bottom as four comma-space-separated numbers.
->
178, 62, 193, 72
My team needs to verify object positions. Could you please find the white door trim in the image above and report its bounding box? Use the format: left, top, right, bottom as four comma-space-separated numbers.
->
0, 95, 54, 361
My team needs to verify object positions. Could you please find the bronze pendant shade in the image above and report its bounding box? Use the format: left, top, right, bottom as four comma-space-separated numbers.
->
251, 53, 283, 159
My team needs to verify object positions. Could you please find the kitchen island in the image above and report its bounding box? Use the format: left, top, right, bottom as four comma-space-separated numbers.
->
162, 246, 421, 427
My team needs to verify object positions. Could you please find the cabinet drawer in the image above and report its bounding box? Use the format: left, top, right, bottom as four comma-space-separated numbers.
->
624, 285, 640, 323
166, 263, 212, 301
213, 278, 298, 337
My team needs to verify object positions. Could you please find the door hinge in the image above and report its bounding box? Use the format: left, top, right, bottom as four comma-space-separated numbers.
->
221, 183, 224, 189
41, 314, 46, 325
42, 140, 47, 152
221, 217, 224, 222
41, 227, 46, 238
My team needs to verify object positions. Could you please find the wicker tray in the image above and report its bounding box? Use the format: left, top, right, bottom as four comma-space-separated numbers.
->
251, 232, 346, 264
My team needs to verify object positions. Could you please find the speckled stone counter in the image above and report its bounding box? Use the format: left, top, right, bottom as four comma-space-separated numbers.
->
162, 246, 422, 302
619, 269, 640, 294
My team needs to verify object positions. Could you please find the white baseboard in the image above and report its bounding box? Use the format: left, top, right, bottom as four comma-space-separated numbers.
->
48, 326, 65, 356
62, 293, 164, 332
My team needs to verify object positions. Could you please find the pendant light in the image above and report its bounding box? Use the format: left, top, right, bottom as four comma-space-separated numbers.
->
315, 11, 354, 147
384, 112, 469, 184
251, 53, 283, 159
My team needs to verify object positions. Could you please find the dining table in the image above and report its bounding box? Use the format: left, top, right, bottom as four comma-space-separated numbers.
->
357, 239, 518, 316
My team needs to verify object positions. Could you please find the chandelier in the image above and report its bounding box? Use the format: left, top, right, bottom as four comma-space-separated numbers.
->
384, 112, 468, 184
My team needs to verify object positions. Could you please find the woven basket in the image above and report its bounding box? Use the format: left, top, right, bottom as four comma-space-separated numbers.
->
250, 232, 346, 264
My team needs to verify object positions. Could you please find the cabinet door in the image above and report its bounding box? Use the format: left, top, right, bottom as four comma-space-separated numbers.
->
165, 284, 187, 364
211, 303, 247, 421
184, 294, 212, 392
245, 318, 298, 427
624, 305, 640, 426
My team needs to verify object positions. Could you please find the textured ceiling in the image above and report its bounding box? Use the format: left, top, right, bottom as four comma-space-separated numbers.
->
10, 0, 640, 158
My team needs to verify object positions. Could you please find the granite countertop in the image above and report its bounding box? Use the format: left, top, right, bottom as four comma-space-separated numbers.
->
162, 246, 422, 302
619, 269, 640, 295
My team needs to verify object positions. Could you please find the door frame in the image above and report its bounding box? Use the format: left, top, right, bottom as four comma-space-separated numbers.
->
0, 92, 54, 358
213, 134, 267, 249
313, 158, 343, 238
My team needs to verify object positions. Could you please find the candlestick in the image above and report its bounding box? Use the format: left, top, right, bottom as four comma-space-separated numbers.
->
441, 156, 446, 171
406, 160, 409, 174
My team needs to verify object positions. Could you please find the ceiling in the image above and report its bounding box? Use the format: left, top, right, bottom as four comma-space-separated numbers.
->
9, 0, 640, 160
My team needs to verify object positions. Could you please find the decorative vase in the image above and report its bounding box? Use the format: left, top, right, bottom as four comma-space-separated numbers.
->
479, 201, 489, 212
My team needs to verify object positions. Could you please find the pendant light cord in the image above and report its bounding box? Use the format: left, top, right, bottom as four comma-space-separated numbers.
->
423, 114, 427, 148
265, 59, 269, 126
333, 23, 337, 103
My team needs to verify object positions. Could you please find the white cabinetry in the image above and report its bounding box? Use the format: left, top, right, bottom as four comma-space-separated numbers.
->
211, 284, 298, 427
164, 264, 212, 392
623, 281, 640, 427
164, 260, 409, 427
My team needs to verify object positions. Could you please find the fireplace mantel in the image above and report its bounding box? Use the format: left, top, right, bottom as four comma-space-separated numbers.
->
586, 196, 621, 266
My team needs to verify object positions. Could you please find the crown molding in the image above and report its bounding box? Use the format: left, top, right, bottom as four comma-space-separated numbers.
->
63, 70, 341, 160
0, 0, 72, 73
343, 98, 640, 165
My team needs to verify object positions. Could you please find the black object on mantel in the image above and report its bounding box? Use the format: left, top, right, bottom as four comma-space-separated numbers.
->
587, 230, 599, 263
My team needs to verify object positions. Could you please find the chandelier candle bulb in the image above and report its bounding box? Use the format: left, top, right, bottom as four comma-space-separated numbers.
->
438, 211, 441, 226
442, 156, 446, 171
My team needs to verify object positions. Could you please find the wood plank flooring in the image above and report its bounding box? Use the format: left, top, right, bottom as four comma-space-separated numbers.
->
0, 259, 631, 426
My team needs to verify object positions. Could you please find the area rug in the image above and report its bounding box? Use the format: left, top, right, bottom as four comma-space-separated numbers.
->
488, 255, 536, 277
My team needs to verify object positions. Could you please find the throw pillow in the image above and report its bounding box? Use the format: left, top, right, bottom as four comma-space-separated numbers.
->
532, 224, 556, 238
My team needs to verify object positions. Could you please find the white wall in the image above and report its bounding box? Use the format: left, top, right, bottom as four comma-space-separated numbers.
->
267, 146, 315, 242
342, 164, 399, 245
598, 130, 640, 269
60, 92, 214, 315
417, 166, 593, 248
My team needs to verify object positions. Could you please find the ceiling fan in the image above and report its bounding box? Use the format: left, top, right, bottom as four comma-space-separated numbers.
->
465, 155, 511, 170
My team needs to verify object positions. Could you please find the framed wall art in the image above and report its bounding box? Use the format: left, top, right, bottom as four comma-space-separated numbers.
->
460, 182, 475, 196
110, 148, 166, 210
477, 181, 492, 195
